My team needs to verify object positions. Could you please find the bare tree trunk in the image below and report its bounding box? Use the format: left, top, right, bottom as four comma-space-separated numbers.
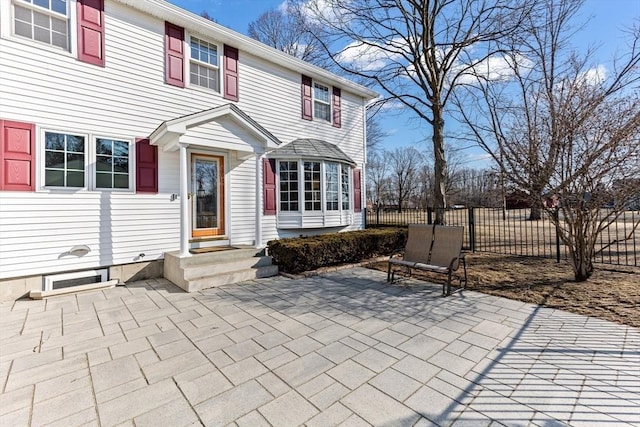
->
569, 229, 595, 281
433, 115, 447, 224
529, 203, 542, 221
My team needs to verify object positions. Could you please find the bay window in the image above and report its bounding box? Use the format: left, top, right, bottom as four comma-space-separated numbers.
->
276, 159, 352, 222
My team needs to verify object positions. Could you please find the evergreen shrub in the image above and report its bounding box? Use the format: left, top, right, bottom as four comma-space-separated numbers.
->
267, 227, 407, 274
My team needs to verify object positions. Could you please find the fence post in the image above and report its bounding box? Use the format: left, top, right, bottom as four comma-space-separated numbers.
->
427, 207, 433, 225
469, 207, 476, 252
554, 207, 561, 263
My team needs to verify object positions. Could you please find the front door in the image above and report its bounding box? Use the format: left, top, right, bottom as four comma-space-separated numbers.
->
191, 154, 225, 238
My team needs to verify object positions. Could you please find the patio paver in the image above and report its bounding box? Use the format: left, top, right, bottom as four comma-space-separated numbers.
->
1, 268, 638, 426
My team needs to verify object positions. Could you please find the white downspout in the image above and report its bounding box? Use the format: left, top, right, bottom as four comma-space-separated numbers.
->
179, 142, 191, 257
256, 152, 264, 248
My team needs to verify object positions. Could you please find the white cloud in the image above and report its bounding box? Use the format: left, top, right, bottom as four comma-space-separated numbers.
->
577, 64, 607, 86
277, 1, 290, 13
336, 40, 404, 72
456, 53, 532, 85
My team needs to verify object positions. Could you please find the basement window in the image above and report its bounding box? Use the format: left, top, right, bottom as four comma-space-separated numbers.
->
43, 268, 108, 291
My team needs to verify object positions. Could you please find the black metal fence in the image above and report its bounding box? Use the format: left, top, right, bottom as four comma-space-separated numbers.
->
365, 207, 639, 267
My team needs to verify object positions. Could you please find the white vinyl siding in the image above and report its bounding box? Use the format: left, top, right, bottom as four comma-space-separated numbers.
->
0, 0, 367, 281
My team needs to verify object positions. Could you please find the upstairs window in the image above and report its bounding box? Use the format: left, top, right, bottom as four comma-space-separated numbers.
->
13, 0, 69, 50
190, 37, 219, 91
313, 83, 331, 122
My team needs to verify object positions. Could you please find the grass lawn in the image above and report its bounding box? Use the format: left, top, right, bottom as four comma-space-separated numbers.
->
367, 252, 640, 328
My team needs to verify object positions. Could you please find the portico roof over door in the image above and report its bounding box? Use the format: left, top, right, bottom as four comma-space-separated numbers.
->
148, 104, 282, 257
149, 103, 282, 152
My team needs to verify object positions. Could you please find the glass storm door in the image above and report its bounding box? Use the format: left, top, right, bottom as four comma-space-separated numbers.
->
191, 154, 225, 238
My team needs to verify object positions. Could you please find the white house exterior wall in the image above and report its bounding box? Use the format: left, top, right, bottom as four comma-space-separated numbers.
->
0, 0, 369, 283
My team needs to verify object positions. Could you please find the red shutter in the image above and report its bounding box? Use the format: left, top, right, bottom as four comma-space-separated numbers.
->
263, 158, 276, 215
77, 0, 105, 67
223, 45, 239, 102
0, 120, 36, 191
165, 22, 185, 87
332, 87, 342, 128
353, 168, 362, 212
301, 75, 313, 121
135, 138, 158, 193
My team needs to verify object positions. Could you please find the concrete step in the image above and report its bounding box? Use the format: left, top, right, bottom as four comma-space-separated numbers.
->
165, 247, 265, 267
182, 255, 274, 280
186, 265, 279, 292
163, 247, 279, 293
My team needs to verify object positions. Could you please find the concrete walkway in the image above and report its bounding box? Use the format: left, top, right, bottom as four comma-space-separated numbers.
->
1, 267, 638, 427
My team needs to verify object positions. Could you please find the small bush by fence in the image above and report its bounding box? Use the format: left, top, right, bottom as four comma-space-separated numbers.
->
365, 207, 639, 267
268, 228, 407, 274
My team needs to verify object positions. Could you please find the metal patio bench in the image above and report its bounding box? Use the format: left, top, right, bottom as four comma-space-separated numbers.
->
387, 224, 468, 296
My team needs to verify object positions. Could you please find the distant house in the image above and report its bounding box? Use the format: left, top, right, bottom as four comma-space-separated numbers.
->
0, 0, 377, 300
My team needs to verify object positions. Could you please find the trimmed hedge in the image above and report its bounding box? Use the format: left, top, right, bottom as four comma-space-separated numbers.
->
267, 228, 407, 274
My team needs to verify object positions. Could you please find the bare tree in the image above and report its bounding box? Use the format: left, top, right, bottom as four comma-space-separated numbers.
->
457, 0, 640, 281
247, 3, 327, 67
388, 147, 424, 212
200, 11, 216, 22
366, 150, 389, 206
303, 0, 533, 223
365, 110, 387, 152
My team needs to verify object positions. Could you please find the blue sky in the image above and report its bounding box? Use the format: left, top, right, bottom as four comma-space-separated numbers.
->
170, 0, 639, 168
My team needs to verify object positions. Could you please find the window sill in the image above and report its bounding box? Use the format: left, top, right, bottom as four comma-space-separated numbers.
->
276, 211, 353, 229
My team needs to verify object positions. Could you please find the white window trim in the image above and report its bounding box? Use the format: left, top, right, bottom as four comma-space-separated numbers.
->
2, 0, 78, 57
187, 33, 222, 94
313, 82, 331, 122
38, 127, 135, 193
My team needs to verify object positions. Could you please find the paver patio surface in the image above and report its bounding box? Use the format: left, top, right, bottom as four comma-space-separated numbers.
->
1, 267, 638, 426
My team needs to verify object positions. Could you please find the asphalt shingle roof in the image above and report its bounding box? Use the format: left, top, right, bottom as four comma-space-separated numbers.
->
269, 138, 356, 166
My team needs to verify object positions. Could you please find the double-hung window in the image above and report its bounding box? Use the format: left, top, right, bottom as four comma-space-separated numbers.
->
44, 132, 85, 187
313, 83, 331, 122
190, 37, 219, 91
42, 131, 132, 190
341, 166, 350, 210
279, 161, 299, 212
325, 162, 339, 211
304, 161, 321, 211
13, 0, 69, 50
96, 138, 130, 189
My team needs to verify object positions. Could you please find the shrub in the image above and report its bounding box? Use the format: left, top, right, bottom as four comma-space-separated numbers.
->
267, 228, 407, 274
